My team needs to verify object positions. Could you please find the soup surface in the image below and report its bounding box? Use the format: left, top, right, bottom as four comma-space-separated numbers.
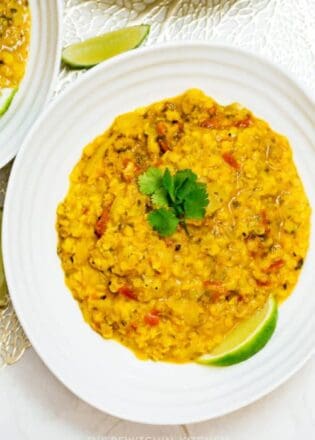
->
57, 89, 311, 362
0, 0, 30, 89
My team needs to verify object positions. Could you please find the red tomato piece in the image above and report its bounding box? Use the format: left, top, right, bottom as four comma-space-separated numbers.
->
222, 152, 240, 170
255, 279, 271, 287
94, 209, 110, 238
144, 310, 160, 326
265, 259, 284, 273
235, 115, 253, 128
156, 121, 167, 136
118, 286, 137, 300
200, 118, 221, 129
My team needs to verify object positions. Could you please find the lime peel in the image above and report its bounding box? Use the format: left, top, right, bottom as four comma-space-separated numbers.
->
0, 88, 17, 117
62, 24, 150, 68
197, 296, 278, 366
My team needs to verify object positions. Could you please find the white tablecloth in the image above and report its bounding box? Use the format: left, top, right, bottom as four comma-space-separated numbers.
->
0, 351, 314, 438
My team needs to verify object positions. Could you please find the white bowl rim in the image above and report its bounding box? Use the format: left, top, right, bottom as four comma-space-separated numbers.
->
3, 41, 315, 425
0, 0, 63, 167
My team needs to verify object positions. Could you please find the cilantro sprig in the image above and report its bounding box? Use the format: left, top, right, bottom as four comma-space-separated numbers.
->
138, 167, 209, 237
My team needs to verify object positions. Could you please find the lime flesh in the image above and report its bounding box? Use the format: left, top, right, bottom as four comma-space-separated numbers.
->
197, 296, 278, 366
62, 25, 150, 68
0, 88, 17, 117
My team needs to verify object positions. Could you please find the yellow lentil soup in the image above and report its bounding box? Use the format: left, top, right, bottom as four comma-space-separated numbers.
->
57, 89, 311, 363
0, 0, 30, 89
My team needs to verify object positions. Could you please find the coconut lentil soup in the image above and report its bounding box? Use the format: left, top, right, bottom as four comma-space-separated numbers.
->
0, 0, 30, 89
57, 89, 311, 363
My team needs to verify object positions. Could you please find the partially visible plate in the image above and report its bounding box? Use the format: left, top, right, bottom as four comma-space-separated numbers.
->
3, 43, 315, 424
0, 0, 62, 167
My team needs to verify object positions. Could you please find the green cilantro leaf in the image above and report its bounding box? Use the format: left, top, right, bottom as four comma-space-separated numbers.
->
175, 170, 198, 201
184, 183, 209, 219
138, 167, 163, 195
138, 166, 209, 236
174, 169, 197, 192
148, 208, 179, 237
162, 168, 175, 202
175, 178, 194, 201
151, 187, 169, 207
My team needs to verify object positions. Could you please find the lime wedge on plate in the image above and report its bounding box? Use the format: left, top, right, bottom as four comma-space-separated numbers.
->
0, 209, 8, 307
0, 88, 17, 117
62, 25, 150, 68
197, 296, 278, 366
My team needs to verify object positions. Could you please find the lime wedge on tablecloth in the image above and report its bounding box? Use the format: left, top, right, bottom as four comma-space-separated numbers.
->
0, 209, 8, 307
62, 25, 150, 68
197, 296, 278, 366
0, 88, 17, 117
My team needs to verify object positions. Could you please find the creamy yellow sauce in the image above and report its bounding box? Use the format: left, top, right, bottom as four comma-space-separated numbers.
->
57, 89, 311, 362
0, 0, 30, 89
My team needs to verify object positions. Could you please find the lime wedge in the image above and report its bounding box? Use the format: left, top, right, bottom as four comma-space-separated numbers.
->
62, 25, 150, 69
0, 209, 8, 307
0, 88, 17, 117
197, 296, 278, 366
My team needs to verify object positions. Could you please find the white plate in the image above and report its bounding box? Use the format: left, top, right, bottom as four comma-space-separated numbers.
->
0, 0, 62, 168
3, 43, 315, 425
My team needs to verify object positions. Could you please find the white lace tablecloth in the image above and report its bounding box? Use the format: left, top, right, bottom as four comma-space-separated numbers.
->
0, 0, 314, 435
